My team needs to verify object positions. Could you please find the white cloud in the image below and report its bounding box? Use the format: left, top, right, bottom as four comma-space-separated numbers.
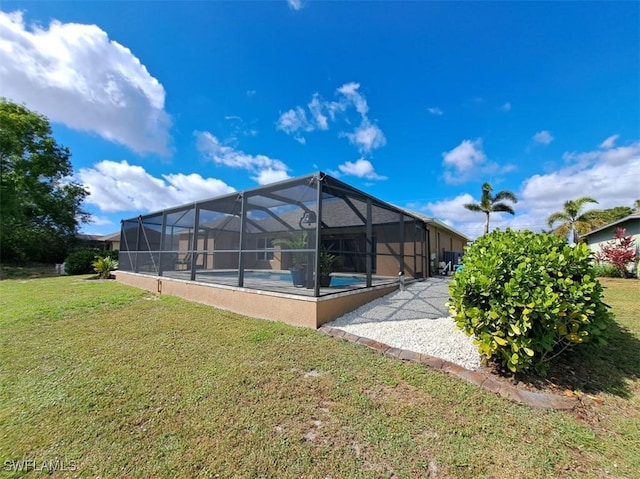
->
337, 158, 387, 181
246, 89, 256, 96
599, 134, 619, 149
522, 141, 640, 212
276, 107, 312, 134
195, 131, 290, 185
0, 11, 171, 155
308, 94, 328, 130
420, 193, 506, 238
418, 191, 521, 239
499, 102, 512, 112
224, 115, 258, 140
79, 160, 235, 213
277, 82, 386, 155
428, 107, 444, 116
442, 138, 507, 184
337, 82, 369, 116
421, 139, 640, 239
532, 130, 554, 145
287, 0, 304, 11
252, 168, 290, 185
342, 121, 386, 154
86, 215, 114, 227
276, 93, 332, 139
442, 139, 487, 171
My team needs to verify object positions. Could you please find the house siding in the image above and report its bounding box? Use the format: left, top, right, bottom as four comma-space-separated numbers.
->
584, 217, 640, 277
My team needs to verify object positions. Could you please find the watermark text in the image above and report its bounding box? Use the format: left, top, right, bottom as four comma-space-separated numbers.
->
3, 459, 78, 473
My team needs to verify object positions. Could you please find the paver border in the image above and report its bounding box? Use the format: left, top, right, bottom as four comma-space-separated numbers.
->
318, 325, 578, 410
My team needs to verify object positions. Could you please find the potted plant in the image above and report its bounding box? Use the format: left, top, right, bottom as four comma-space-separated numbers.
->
273, 232, 309, 287
318, 249, 339, 287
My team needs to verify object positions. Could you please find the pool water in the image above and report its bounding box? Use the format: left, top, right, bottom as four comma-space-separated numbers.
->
204, 270, 365, 287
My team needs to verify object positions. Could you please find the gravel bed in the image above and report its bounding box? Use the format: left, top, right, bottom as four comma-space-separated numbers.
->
328, 279, 482, 370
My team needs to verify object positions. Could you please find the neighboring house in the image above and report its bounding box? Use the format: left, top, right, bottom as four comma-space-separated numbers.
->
582, 212, 640, 276
76, 231, 121, 251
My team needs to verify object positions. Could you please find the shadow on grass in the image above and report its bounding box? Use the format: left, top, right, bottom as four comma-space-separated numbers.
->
518, 319, 640, 398
0, 263, 58, 280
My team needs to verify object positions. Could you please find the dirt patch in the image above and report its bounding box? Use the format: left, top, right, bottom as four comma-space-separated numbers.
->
364, 382, 423, 404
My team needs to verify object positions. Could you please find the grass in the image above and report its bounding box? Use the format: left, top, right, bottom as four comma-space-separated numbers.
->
0, 275, 638, 478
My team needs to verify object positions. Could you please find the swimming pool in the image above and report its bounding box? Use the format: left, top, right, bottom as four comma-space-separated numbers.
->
200, 270, 366, 287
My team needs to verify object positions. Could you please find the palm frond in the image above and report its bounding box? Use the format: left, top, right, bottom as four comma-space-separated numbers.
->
574, 196, 599, 207
494, 190, 518, 203
547, 212, 571, 228
492, 203, 515, 215
463, 203, 484, 212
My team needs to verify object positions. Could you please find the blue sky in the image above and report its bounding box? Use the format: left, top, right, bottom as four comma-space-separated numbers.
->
1, 1, 638, 238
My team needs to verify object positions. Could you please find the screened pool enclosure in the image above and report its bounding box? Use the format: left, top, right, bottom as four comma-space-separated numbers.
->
119, 172, 428, 297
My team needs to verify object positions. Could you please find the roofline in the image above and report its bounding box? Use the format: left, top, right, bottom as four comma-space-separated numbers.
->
426, 217, 471, 242
101, 231, 122, 241
118, 171, 469, 240
122, 171, 437, 223
581, 213, 640, 238
396, 207, 471, 241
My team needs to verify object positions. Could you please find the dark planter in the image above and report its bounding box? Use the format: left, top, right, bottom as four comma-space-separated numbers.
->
319, 275, 332, 287
290, 267, 306, 287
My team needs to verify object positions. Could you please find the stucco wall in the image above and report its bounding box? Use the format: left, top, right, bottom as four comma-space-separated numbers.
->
427, 224, 468, 276
116, 271, 399, 329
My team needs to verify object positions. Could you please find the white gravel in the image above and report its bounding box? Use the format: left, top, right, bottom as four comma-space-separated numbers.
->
328, 279, 482, 370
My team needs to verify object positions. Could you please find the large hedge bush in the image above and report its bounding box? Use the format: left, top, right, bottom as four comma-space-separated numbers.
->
65, 249, 118, 275
449, 229, 611, 374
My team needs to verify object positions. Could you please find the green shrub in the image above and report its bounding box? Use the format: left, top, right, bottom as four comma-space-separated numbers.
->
449, 229, 611, 374
65, 249, 118, 275
592, 264, 621, 278
92, 256, 118, 279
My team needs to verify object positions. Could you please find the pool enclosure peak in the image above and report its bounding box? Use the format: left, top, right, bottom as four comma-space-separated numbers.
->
119, 171, 429, 297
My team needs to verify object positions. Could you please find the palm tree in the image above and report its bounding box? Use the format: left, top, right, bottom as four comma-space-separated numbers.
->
546, 197, 599, 244
464, 182, 518, 235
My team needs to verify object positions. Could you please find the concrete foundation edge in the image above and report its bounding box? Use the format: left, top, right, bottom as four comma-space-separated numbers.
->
115, 271, 397, 329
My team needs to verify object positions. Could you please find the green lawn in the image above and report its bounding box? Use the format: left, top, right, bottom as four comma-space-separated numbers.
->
0, 276, 638, 478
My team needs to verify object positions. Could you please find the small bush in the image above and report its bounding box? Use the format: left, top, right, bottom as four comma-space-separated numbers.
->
449, 229, 612, 374
92, 256, 118, 279
592, 264, 621, 278
65, 249, 118, 275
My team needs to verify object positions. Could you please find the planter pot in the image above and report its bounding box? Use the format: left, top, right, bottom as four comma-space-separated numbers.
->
290, 268, 306, 287
319, 274, 332, 288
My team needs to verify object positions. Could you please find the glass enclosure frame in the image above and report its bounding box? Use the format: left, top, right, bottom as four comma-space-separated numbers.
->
119, 172, 428, 297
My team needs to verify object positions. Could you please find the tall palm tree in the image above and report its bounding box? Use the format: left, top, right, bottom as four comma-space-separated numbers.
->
546, 197, 599, 244
464, 182, 518, 235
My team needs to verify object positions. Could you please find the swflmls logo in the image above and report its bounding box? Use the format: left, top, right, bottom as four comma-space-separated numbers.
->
3, 459, 78, 472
